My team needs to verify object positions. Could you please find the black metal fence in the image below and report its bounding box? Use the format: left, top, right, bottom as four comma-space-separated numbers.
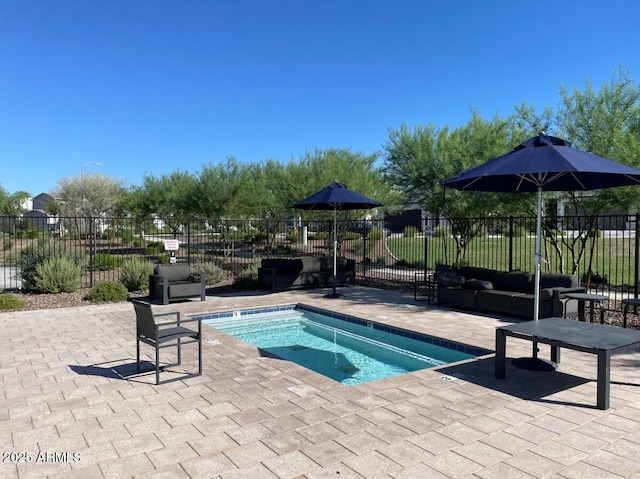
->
1, 214, 638, 308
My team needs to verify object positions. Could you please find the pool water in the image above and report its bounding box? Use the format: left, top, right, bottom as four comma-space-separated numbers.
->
199, 305, 489, 385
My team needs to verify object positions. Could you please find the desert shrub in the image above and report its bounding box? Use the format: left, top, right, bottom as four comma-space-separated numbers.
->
403, 226, 419, 238
0, 293, 27, 311
157, 253, 171, 264
116, 229, 134, 244
432, 226, 451, 238
120, 258, 154, 291
343, 231, 361, 240
86, 281, 128, 303
34, 254, 82, 293
2, 235, 12, 251
367, 228, 385, 241
232, 262, 260, 290
92, 253, 125, 271
192, 262, 224, 285
19, 247, 52, 292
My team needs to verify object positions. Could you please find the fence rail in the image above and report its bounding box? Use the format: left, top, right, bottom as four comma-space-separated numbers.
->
1, 214, 638, 313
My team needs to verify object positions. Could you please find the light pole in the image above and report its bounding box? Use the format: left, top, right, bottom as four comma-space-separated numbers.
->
81, 162, 101, 178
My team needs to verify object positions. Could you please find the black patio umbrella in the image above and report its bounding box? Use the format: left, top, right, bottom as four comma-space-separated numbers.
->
442, 133, 640, 367
292, 181, 382, 298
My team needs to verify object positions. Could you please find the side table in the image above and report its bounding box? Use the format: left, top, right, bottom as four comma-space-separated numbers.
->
565, 292, 609, 324
622, 298, 640, 328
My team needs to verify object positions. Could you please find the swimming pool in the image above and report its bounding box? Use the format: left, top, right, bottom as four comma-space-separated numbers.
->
197, 304, 490, 385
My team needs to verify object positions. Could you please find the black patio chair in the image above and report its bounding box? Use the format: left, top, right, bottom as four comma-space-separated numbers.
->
132, 299, 202, 385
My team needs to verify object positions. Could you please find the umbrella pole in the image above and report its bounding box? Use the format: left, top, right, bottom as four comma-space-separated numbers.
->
325, 207, 343, 298
512, 185, 555, 371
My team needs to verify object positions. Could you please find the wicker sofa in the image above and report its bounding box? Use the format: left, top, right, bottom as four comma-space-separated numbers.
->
258, 256, 356, 292
149, 264, 206, 305
436, 264, 584, 319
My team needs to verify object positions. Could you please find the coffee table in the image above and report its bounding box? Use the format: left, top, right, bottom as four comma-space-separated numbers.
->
495, 317, 640, 409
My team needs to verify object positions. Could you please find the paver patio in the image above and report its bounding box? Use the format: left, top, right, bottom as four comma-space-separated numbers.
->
2, 286, 640, 478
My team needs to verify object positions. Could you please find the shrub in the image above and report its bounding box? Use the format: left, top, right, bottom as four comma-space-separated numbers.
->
192, 262, 224, 285
0, 293, 27, 311
343, 231, 361, 241
232, 262, 260, 290
86, 281, 129, 303
367, 228, 385, 241
34, 254, 82, 293
403, 226, 419, 238
120, 258, 154, 291
19, 247, 52, 292
2, 235, 12, 251
92, 253, 125, 271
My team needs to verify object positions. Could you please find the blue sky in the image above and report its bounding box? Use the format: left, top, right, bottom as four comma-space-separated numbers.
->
1, 0, 638, 196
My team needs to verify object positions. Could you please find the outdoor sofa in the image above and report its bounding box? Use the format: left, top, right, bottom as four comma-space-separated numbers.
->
149, 264, 206, 305
258, 256, 356, 292
436, 264, 584, 319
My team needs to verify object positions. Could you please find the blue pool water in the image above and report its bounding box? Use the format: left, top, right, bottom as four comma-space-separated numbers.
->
197, 304, 490, 385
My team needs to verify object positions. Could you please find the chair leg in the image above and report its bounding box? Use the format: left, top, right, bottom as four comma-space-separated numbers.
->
136, 337, 140, 373
155, 344, 160, 385
177, 338, 182, 365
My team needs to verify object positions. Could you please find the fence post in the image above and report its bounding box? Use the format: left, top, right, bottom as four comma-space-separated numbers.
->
89, 216, 95, 287
508, 215, 513, 272
635, 212, 639, 298
187, 218, 191, 265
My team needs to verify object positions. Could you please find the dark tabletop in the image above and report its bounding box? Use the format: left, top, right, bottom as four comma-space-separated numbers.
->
564, 293, 609, 301
498, 318, 640, 351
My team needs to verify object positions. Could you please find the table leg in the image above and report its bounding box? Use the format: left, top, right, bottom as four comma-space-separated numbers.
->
589, 301, 595, 323
495, 329, 506, 379
624, 303, 629, 328
596, 350, 611, 410
578, 300, 586, 321
550, 345, 561, 364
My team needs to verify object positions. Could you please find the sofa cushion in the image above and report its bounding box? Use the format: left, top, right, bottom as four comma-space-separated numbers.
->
492, 271, 532, 293
154, 265, 191, 282
438, 271, 465, 287
457, 266, 497, 282
261, 259, 295, 272
476, 289, 526, 312
318, 256, 349, 272
168, 281, 203, 298
292, 256, 321, 273
463, 279, 493, 290
539, 273, 579, 289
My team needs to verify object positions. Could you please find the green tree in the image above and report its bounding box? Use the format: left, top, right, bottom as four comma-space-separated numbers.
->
130, 170, 196, 237
515, 66, 640, 275
384, 113, 521, 264
53, 174, 127, 218
0, 187, 30, 216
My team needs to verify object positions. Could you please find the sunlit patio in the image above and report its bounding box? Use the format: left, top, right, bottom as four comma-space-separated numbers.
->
2, 286, 640, 478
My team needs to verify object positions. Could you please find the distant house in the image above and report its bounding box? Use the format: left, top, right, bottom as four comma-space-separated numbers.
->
32, 193, 55, 212
21, 193, 59, 232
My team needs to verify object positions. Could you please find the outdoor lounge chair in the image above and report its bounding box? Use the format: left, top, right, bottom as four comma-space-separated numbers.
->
133, 299, 202, 385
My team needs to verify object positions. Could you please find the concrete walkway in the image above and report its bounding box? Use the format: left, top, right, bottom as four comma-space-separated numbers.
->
2, 287, 640, 478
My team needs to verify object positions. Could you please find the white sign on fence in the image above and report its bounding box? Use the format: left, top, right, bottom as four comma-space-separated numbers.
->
163, 239, 180, 251
424, 225, 433, 238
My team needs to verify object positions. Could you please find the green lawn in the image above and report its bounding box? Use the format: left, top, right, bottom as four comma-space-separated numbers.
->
387, 235, 637, 287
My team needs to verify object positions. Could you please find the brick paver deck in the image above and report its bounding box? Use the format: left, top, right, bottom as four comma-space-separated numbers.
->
2, 286, 640, 478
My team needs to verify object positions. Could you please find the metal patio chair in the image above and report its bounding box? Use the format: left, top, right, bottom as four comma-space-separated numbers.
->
132, 299, 202, 385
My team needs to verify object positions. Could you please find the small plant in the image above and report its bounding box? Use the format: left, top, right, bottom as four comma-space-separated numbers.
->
92, 253, 125, 271
2, 235, 12, 251
86, 281, 129, 303
192, 262, 224, 285
343, 231, 361, 240
120, 258, 154, 292
232, 262, 260, 290
0, 293, 27, 311
403, 226, 419, 238
19, 247, 52, 292
34, 254, 82, 293
367, 228, 385, 241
